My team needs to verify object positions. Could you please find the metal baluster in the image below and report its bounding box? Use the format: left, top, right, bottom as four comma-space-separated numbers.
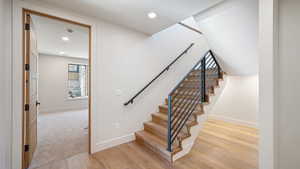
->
201, 56, 206, 102
167, 95, 172, 152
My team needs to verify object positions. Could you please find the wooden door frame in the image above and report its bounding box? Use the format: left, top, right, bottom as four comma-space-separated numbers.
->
22, 8, 92, 169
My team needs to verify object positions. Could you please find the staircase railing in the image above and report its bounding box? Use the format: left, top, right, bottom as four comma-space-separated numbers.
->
124, 43, 195, 106
167, 50, 222, 152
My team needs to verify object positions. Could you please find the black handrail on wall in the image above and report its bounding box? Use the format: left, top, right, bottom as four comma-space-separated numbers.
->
167, 50, 222, 152
123, 43, 195, 106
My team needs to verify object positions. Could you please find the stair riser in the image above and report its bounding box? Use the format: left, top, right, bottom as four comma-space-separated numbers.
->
165, 98, 204, 106
172, 87, 215, 97
181, 79, 218, 86
187, 75, 219, 80
135, 134, 172, 162
144, 124, 167, 141
166, 96, 208, 104
134, 73, 226, 163
159, 106, 203, 115
189, 71, 219, 76
186, 76, 221, 82
178, 82, 218, 89
143, 125, 183, 149
152, 115, 167, 126
152, 113, 198, 129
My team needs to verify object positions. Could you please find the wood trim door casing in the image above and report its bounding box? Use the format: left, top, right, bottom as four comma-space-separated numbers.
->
22, 8, 92, 169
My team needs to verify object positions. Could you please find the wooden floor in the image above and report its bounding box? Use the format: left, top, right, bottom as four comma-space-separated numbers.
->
33, 119, 258, 169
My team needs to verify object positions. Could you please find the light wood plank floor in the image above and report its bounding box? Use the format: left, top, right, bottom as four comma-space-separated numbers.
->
33, 119, 258, 169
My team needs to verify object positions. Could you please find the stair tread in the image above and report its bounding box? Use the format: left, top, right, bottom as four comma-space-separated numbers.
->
160, 104, 202, 109
134, 69, 226, 162
153, 112, 167, 121
145, 121, 167, 132
152, 112, 199, 128
159, 104, 203, 115
135, 131, 182, 156
144, 121, 187, 140
164, 98, 204, 105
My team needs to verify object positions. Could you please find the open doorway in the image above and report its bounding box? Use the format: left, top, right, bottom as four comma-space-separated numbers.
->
22, 9, 91, 169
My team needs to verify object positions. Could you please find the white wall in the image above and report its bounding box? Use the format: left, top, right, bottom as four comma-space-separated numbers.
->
38, 54, 88, 113
12, 1, 210, 168
195, 0, 258, 75
0, 0, 12, 169
209, 75, 259, 127
277, 0, 300, 168
258, 0, 279, 168
92, 17, 209, 150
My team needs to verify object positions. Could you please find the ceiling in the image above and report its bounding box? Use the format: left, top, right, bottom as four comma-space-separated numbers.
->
27, 0, 224, 34
31, 15, 89, 59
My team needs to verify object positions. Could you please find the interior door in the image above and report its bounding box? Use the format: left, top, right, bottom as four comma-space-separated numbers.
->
23, 13, 39, 169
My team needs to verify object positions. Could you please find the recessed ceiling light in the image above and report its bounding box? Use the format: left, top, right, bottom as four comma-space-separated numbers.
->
148, 12, 157, 19
59, 51, 65, 55
61, 36, 70, 41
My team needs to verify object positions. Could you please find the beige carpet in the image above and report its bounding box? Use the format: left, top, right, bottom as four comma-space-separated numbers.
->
29, 110, 88, 169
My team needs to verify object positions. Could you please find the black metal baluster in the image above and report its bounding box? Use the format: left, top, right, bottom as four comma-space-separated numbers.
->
167, 95, 172, 152
201, 57, 206, 102
166, 49, 222, 152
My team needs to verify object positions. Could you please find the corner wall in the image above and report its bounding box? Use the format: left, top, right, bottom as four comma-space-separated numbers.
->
259, 0, 278, 168
38, 54, 88, 113
0, 0, 12, 169
277, 0, 300, 168
209, 75, 259, 127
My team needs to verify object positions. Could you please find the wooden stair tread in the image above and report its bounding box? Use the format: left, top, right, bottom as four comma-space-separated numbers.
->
144, 121, 168, 140
164, 98, 204, 106
171, 90, 214, 98
159, 105, 203, 116
135, 131, 181, 161
152, 112, 198, 129
144, 121, 191, 142
133, 68, 226, 162
153, 112, 168, 121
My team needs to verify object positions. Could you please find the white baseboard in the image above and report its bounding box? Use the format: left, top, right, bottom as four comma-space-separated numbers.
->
94, 133, 135, 153
208, 114, 258, 128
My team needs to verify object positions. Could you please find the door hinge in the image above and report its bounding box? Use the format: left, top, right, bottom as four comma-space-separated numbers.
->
24, 104, 29, 111
25, 64, 30, 71
24, 145, 30, 152
25, 23, 30, 31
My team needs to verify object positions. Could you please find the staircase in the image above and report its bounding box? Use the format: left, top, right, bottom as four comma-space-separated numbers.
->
134, 50, 226, 162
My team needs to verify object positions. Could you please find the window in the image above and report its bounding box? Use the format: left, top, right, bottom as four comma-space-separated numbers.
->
68, 64, 88, 99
